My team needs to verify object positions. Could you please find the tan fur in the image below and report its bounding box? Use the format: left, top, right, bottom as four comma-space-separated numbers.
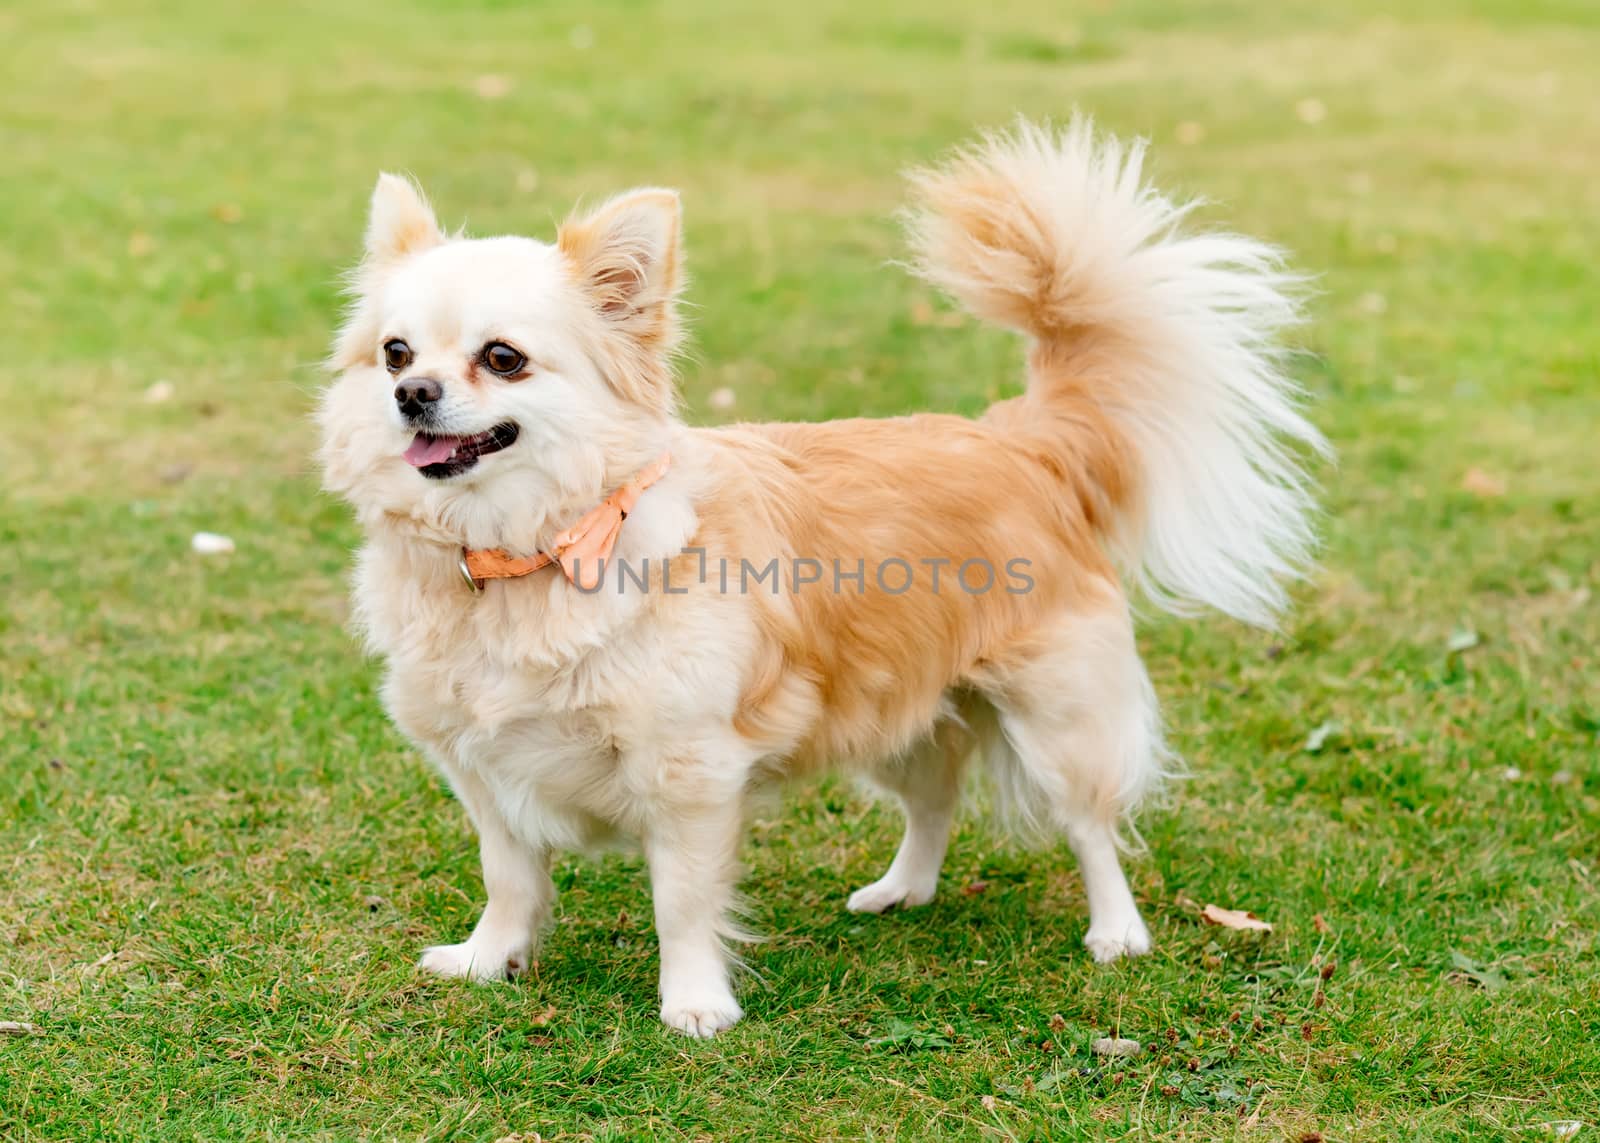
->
690, 410, 1124, 770
319, 118, 1322, 1036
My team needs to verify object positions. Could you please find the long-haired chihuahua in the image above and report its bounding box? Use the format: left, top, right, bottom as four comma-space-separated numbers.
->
319, 118, 1325, 1036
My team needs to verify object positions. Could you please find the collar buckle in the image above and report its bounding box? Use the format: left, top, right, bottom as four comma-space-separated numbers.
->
457, 552, 483, 594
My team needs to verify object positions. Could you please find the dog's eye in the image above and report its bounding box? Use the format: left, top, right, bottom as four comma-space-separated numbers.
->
383, 339, 412, 373
482, 342, 526, 377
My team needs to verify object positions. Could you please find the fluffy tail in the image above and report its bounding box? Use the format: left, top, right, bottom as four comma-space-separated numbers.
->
906, 117, 1328, 627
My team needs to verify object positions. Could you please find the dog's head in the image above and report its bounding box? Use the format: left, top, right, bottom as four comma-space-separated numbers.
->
319, 174, 683, 544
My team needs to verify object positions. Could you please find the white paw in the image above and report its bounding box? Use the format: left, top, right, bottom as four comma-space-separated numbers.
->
846, 876, 937, 914
660, 987, 742, 1038
418, 939, 528, 983
1084, 915, 1153, 964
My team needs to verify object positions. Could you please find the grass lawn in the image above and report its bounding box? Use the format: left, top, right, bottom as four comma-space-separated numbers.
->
3, 0, 1598, 1138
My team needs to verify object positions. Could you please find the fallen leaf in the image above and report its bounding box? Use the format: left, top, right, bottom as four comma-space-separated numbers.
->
191, 532, 236, 555
1304, 720, 1341, 753
529, 1004, 558, 1026
1448, 950, 1506, 993
868, 1018, 953, 1051
473, 74, 513, 100
962, 880, 989, 896
1295, 97, 1327, 124
0, 1021, 37, 1035
1200, 904, 1273, 933
1462, 467, 1506, 497
1091, 1037, 1142, 1057
1048, 1013, 1067, 1032
1313, 913, 1331, 933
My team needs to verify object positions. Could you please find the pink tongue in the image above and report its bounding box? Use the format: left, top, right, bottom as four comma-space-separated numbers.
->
404, 434, 460, 467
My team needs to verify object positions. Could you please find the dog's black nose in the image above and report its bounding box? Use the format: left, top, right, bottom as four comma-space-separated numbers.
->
394, 377, 442, 419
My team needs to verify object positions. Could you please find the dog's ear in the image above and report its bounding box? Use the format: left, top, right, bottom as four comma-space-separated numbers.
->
365, 173, 443, 264
330, 175, 443, 371
558, 188, 683, 345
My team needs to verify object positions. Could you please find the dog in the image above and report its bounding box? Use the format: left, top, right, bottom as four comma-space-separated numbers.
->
318, 118, 1325, 1037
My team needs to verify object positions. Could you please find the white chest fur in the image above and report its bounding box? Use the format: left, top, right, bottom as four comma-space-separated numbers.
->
351, 480, 760, 851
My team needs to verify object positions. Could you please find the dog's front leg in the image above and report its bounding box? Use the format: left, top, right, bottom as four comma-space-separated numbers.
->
420, 768, 554, 983
644, 798, 745, 1038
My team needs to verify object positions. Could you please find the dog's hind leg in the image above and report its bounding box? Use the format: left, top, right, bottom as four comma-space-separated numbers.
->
980, 593, 1168, 962
847, 714, 973, 914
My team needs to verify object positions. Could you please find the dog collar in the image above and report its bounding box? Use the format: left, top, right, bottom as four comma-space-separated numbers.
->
458, 452, 672, 593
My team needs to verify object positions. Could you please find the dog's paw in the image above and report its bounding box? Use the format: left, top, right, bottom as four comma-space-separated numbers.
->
660, 987, 742, 1038
418, 940, 528, 983
660, 1001, 742, 1039
1084, 916, 1153, 964
846, 875, 937, 915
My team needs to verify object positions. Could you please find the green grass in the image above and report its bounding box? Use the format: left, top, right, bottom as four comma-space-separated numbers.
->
3, 0, 1598, 1138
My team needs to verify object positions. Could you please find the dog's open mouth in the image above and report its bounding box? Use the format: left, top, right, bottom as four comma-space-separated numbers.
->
403, 422, 520, 479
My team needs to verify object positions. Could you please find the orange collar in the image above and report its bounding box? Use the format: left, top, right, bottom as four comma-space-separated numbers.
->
457, 452, 672, 593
